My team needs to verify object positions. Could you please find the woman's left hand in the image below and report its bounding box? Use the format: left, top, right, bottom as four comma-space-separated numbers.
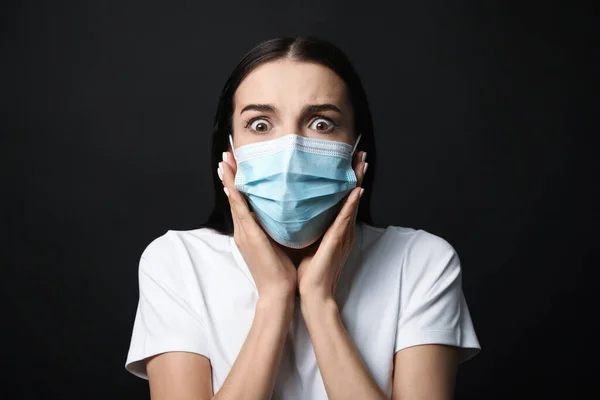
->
297, 150, 368, 302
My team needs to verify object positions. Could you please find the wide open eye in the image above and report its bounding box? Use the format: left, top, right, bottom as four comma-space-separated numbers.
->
247, 118, 272, 133
309, 117, 335, 132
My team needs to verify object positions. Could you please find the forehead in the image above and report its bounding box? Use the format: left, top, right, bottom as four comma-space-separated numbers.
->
234, 60, 349, 109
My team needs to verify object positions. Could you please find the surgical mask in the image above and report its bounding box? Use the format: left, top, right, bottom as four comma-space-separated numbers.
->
230, 133, 361, 248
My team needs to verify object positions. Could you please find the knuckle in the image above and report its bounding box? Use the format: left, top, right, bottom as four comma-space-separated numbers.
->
236, 212, 249, 222
327, 235, 342, 248
340, 210, 354, 222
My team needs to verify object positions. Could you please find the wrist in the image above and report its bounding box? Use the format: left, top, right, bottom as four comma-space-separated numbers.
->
299, 293, 338, 315
298, 284, 334, 304
256, 293, 296, 312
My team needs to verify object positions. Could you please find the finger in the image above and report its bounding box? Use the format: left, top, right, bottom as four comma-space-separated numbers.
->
352, 150, 366, 168
219, 158, 260, 234
218, 150, 242, 225
223, 149, 238, 174
218, 160, 241, 233
220, 150, 238, 195
329, 186, 363, 235
352, 151, 367, 189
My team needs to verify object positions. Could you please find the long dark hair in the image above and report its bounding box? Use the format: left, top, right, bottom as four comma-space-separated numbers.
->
201, 36, 377, 235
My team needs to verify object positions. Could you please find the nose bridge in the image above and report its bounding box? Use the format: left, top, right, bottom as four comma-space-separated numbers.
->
280, 104, 305, 136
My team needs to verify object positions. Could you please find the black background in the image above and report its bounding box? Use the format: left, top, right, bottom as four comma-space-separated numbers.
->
2, 1, 595, 399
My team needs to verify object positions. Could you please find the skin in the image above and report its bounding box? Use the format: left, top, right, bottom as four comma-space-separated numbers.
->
231, 59, 358, 267
146, 59, 459, 399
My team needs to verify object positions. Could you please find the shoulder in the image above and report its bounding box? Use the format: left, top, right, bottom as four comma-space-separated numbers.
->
360, 223, 460, 279
403, 229, 458, 263
396, 228, 462, 295
138, 227, 232, 278
360, 223, 456, 261
142, 227, 230, 258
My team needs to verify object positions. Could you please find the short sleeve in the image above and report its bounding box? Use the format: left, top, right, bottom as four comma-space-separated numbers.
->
394, 230, 481, 363
125, 237, 210, 379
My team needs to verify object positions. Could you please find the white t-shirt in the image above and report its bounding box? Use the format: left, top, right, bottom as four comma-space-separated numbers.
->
125, 222, 481, 398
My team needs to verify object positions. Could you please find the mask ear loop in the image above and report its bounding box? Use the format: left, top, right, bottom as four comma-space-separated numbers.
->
351, 134, 362, 155
228, 134, 236, 159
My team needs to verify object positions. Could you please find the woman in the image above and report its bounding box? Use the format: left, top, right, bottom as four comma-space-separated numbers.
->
125, 36, 481, 399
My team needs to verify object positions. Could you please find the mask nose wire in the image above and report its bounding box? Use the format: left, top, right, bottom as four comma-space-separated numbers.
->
228, 134, 236, 159
230, 133, 359, 158
352, 134, 362, 155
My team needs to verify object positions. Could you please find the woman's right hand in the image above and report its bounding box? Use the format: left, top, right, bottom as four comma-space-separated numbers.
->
219, 151, 297, 302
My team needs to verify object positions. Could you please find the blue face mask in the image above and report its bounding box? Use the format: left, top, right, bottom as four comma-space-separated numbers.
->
230, 133, 361, 248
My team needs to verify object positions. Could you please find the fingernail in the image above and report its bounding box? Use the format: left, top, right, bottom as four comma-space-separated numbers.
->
363, 162, 368, 174
359, 188, 365, 198
361, 152, 367, 162
217, 164, 223, 181
223, 187, 230, 197
222, 152, 228, 163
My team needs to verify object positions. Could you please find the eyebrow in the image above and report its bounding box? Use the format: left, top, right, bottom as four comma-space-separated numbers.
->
240, 104, 277, 115
239, 103, 342, 115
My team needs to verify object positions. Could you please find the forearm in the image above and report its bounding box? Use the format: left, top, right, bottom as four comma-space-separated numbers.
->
214, 296, 294, 400
301, 297, 387, 400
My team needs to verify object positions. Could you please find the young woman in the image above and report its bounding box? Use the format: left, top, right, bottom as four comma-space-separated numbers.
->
125, 36, 481, 400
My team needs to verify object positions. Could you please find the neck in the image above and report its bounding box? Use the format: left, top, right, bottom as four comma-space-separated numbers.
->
282, 239, 321, 268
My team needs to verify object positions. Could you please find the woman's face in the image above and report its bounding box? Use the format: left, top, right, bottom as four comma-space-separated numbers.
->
231, 60, 355, 149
